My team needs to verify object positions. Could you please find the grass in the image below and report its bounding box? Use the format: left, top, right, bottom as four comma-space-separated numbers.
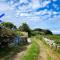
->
22, 37, 40, 60
0, 45, 27, 60
46, 35, 60, 53
47, 54, 51, 60
46, 35, 60, 43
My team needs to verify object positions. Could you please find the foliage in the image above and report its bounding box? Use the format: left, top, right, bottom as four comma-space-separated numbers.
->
0, 26, 16, 48
47, 35, 60, 44
1, 22, 17, 29
33, 28, 53, 35
0, 44, 26, 60
31, 31, 37, 36
44, 29, 53, 35
19, 23, 31, 36
15, 30, 26, 36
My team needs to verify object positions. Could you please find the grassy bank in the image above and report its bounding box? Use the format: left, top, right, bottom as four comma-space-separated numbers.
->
46, 35, 60, 43
46, 35, 60, 53
22, 37, 40, 60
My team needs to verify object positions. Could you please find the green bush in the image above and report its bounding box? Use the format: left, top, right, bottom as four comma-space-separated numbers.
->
0, 27, 16, 48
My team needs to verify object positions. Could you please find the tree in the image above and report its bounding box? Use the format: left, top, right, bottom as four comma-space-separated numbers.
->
44, 29, 53, 35
19, 23, 31, 36
33, 28, 53, 35
1, 22, 17, 29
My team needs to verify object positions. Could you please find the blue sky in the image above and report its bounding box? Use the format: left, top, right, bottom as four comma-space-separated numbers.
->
0, 0, 60, 34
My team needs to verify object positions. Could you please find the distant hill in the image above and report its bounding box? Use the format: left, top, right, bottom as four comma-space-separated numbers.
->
33, 28, 53, 35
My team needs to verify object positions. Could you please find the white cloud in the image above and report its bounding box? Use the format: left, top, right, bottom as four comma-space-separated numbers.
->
53, 11, 57, 14
3, 0, 59, 19
20, 13, 30, 16
20, 0, 28, 3
0, 0, 60, 20
31, 0, 40, 9
0, 2, 10, 11
29, 0, 51, 10
34, 9, 52, 16
0, 2, 15, 12
41, 1, 51, 7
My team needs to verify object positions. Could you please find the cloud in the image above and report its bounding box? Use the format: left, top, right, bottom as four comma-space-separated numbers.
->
0, 0, 60, 20
20, 0, 28, 3
2, 0, 59, 19
0, 2, 10, 11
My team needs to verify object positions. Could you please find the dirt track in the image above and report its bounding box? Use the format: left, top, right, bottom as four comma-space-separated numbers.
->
10, 37, 60, 60
36, 39, 60, 60
11, 44, 31, 60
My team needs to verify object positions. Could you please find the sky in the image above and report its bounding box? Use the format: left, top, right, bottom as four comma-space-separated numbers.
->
0, 0, 60, 34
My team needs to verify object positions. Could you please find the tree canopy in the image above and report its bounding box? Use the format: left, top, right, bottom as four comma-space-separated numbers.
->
33, 28, 53, 35
19, 23, 31, 36
1, 22, 17, 29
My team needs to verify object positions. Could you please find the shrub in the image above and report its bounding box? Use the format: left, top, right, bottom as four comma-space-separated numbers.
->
0, 26, 16, 48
